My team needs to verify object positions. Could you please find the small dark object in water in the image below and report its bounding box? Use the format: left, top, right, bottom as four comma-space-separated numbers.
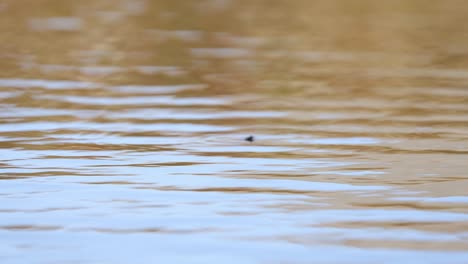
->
245, 136, 254, 142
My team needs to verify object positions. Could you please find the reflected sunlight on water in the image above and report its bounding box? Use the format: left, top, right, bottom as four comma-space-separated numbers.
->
0, 0, 468, 263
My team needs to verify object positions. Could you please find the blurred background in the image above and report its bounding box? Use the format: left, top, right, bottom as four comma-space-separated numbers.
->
0, 0, 468, 263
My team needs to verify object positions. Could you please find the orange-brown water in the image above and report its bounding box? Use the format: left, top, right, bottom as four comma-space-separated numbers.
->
1, 0, 468, 263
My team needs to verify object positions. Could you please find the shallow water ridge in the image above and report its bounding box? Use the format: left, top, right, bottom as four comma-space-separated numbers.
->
1, 1, 468, 263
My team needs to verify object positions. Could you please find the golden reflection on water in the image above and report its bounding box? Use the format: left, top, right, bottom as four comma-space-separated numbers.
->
1, 0, 468, 263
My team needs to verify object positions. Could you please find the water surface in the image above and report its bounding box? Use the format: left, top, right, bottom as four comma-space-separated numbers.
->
1, 1, 468, 263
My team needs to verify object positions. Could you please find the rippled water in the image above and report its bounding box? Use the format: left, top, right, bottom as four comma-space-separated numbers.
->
1, 1, 468, 263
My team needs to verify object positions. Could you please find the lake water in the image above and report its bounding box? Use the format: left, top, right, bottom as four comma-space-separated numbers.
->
1, 1, 468, 263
